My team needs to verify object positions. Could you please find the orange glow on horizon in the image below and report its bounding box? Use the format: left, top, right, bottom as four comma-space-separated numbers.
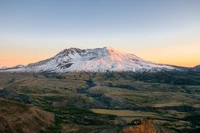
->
2, 56, 198, 68
0, 39, 199, 68
1, 49, 199, 68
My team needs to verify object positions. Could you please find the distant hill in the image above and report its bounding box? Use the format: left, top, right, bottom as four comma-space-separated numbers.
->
0, 98, 54, 133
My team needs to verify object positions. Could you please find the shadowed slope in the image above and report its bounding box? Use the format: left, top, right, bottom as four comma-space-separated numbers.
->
0, 98, 54, 133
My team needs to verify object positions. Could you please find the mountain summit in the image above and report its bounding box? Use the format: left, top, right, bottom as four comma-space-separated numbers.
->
1, 47, 175, 73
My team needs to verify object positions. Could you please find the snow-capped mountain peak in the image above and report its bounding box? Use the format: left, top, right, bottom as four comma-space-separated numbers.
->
0, 66, 7, 70
0, 47, 175, 73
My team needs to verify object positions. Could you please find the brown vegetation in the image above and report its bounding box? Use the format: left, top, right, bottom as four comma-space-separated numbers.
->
0, 98, 54, 133
121, 120, 166, 133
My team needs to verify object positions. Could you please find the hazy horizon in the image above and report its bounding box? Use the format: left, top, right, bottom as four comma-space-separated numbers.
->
1, 0, 200, 67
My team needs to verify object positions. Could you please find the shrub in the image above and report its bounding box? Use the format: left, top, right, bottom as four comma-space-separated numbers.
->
121, 120, 165, 133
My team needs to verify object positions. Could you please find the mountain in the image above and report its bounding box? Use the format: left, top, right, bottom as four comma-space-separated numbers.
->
0, 66, 7, 69
9, 64, 25, 69
13, 64, 25, 68
0, 65, 24, 70
193, 65, 200, 71
1, 46, 176, 73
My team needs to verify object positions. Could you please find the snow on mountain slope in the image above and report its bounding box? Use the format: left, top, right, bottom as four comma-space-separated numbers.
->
0, 66, 7, 69
192, 65, 200, 72
0, 46, 176, 73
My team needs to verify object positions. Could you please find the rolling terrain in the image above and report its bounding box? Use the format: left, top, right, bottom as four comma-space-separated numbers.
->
0, 70, 200, 132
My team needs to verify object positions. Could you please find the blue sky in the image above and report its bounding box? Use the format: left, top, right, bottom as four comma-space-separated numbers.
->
0, 0, 200, 67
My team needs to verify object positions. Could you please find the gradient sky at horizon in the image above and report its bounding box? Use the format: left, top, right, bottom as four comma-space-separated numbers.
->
0, 0, 200, 67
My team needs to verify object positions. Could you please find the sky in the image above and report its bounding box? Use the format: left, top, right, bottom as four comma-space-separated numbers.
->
0, 0, 200, 67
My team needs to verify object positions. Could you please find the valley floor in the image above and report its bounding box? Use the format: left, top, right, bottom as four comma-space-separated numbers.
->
0, 71, 200, 132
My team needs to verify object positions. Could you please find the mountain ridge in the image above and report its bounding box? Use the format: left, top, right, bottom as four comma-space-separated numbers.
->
0, 46, 177, 73
192, 65, 200, 72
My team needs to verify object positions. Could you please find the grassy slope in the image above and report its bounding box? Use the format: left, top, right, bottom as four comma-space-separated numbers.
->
0, 71, 200, 132
41, 105, 118, 133
0, 98, 54, 133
